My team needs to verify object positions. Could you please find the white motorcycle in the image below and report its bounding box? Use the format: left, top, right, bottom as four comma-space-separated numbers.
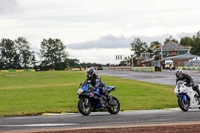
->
174, 81, 200, 111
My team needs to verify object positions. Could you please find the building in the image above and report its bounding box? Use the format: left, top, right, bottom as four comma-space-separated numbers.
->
139, 41, 192, 68
136, 52, 150, 66
160, 54, 200, 68
156, 41, 191, 59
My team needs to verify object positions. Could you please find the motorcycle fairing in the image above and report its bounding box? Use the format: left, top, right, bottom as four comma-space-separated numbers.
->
178, 94, 187, 102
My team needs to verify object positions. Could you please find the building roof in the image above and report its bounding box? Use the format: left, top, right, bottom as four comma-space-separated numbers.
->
141, 54, 200, 63
161, 54, 200, 61
141, 58, 154, 63
157, 41, 191, 51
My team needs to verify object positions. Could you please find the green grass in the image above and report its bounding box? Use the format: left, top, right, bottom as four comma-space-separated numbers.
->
0, 71, 178, 117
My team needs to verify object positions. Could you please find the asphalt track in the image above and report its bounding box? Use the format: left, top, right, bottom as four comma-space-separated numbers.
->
96, 69, 200, 86
1, 70, 200, 132
1, 109, 200, 132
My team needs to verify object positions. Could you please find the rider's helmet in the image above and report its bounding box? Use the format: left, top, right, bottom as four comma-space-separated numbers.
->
87, 67, 95, 77
175, 69, 183, 78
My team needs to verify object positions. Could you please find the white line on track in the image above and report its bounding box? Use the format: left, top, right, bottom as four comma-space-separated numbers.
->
0, 123, 79, 127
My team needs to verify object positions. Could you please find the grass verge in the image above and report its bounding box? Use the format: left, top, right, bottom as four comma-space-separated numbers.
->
0, 71, 177, 117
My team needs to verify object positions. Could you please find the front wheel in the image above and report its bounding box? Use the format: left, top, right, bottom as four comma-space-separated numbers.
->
178, 96, 189, 112
108, 96, 120, 114
78, 97, 92, 116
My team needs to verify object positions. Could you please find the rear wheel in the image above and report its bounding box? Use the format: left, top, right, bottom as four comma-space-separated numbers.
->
178, 96, 189, 112
108, 96, 120, 114
78, 97, 92, 116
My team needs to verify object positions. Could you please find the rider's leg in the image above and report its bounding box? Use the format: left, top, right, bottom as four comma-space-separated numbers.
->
101, 86, 116, 106
193, 85, 200, 96
98, 87, 107, 106
99, 96, 105, 106
100, 86, 108, 98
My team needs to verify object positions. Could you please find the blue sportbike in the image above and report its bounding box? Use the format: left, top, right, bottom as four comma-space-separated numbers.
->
77, 81, 120, 116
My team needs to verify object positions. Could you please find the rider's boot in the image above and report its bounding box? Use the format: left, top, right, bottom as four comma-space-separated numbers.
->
196, 86, 200, 98
105, 92, 116, 106
100, 97, 105, 107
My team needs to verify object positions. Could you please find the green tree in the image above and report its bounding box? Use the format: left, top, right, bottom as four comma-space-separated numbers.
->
0, 38, 20, 69
31, 51, 38, 69
130, 38, 148, 57
80, 62, 86, 70
15, 37, 33, 69
180, 37, 193, 46
68, 59, 80, 67
164, 36, 178, 44
190, 31, 200, 55
40, 38, 69, 70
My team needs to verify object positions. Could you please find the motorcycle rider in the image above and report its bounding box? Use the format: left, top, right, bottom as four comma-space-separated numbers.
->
175, 68, 200, 96
86, 67, 112, 106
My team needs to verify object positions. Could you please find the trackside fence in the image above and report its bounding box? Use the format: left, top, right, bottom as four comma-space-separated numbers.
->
108, 66, 131, 71
131, 67, 155, 72
0, 69, 35, 72
103, 66, 155, 72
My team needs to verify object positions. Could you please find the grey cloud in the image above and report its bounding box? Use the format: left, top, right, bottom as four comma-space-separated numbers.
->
176, 32, 195, 39
66, 35, 131, 49
66, 34, 170, 49
66, 32, 196, 50
0, 0, 22, 14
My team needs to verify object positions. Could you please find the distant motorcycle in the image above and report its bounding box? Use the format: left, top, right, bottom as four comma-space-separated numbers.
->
77, 81, 120, 116
174, 81, 200, 111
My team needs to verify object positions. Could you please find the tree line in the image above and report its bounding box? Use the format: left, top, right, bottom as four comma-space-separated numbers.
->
0, 37, 104, 70
2, 31, 199, 69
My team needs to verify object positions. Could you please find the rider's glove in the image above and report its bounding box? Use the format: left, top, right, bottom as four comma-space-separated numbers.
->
89, 87, 94, 91
92, 86, 98, 92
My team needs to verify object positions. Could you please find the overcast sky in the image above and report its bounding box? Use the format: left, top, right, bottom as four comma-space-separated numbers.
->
1, 0, 200, 64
